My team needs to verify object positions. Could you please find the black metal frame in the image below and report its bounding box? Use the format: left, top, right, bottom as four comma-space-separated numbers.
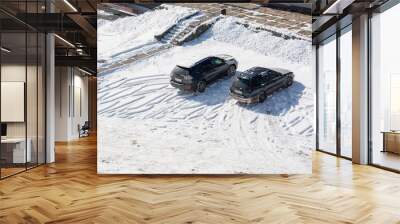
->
367, 11, 373, 166
0, 0, 47, 180
315, 22, 352, 161
336, 27, 341, 158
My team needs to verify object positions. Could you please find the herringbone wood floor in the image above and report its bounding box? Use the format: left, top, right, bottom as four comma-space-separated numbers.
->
1, 135, 400, 224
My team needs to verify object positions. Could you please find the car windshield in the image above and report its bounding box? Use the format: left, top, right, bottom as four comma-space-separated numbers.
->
232, 76, 253, 91
211, 58, 224, 66
237, 77, 252, 86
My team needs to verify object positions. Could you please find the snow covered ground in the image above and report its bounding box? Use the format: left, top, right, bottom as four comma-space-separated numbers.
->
98, 5, 198, 64
97, 5, 313, 174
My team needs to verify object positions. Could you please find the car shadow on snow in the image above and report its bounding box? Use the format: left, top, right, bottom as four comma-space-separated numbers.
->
173, 73, 306, 116
237, 81, 306, 116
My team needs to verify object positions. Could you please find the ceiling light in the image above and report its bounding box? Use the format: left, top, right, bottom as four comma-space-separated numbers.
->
63, 0, 78, 12
76, 48, 85, 55
54, 34, 75, 48
78, 67, 93, 76
1, 47, 11, 53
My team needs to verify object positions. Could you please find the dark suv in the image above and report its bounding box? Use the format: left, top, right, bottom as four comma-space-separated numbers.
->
230, 67, 294, 104
170, 55, 238, 92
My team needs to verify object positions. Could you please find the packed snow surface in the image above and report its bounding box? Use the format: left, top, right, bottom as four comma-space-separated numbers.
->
210, 17, 311, 64
98, 6, 313, 174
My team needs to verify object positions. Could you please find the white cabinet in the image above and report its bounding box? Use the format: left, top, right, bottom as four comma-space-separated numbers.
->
1, 82, 25, 122
1, 138, 32, 163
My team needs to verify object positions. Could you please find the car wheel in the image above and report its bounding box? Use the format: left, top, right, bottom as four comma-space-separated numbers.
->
259, 92, 267, 103
197, 80, 206, 93
286, 78, 293, 87
226, 65, 236, 77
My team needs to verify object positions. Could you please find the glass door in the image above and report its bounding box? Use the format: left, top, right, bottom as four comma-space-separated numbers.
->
317, 35, 337, 154
370, 3, 400, 171
339, 26, 352, 158
0, 1, 47, 179
1, 30, 28, 178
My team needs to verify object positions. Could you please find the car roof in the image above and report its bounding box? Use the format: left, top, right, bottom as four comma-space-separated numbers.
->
239, 67, 291, 79
214, 54, 234, 60
239, 67, 270, 79
177, 56, 211, 69
269, 67, 291, 74
177, 55, 232, 69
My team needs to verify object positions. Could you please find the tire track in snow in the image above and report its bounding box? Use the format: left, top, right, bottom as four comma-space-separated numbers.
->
99, 71, 314, 173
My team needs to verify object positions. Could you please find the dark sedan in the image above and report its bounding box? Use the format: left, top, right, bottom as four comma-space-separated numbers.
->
230, 67, 294, 104
170, 55, 238, 92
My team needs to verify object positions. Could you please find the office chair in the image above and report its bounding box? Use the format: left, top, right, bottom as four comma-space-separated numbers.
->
79, 121, 90, 138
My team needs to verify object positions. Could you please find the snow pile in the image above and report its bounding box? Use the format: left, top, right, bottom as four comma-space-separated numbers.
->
97, 10, 112, 28
98, 5, 198, 61
97, 6, 313, 174
206, 16, 311, 64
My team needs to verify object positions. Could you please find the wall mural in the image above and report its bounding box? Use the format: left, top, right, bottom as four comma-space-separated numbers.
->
97, 3, 313, 174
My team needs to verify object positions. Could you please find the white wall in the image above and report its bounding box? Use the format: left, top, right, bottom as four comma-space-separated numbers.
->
1, 65, 26, 137
55, 67, 89, 141
1, 82, 25, 122
1, 65, 38, 137
55, 66, 69, 141
71, 72, 89, 138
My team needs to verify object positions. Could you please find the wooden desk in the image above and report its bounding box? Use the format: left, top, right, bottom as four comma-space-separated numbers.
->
382, 131, 400, 154
1, 138, 31, 163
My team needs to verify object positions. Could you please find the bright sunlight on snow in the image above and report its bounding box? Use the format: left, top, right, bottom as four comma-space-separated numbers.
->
97, 5, 314, 174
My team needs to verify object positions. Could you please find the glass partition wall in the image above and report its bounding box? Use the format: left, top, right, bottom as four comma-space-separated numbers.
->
339, 26, 352, 159
316, 26, 353, 159
0, 31, 27, 177
317, 35, 337, 155
370, 3, 400, 171
0, 3, 46, 179
316, 0, 400, 172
